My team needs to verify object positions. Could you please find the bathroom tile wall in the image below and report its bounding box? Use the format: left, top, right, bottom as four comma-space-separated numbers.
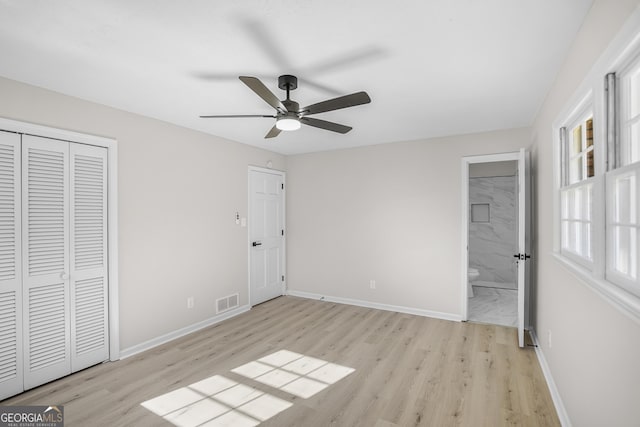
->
469, 176, 517, 287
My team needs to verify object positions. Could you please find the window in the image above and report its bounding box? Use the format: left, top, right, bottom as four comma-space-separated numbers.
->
559, 110, 595, 266
619, 54, 640, 166
606, 167, 638, 291
604, 56, 640, 298
554, 17, 640, 321
560, 182, 593, 261
568, 116, 595, 183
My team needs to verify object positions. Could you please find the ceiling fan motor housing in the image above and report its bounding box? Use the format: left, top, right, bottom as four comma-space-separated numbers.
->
278, 74, 298, 91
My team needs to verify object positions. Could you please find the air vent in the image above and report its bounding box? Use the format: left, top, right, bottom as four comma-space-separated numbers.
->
216, 293, 239, 314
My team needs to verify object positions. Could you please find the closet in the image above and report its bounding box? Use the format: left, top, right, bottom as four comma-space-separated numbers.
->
0, 128, 109, 400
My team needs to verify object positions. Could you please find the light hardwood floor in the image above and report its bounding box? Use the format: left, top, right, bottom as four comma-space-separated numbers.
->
2, 296, 559, 426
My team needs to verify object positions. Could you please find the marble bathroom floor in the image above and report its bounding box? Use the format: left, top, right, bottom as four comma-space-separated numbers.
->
468, 286, 517, 327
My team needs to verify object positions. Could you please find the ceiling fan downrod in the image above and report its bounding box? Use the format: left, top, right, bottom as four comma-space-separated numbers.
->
278, 75, 301, 117
278, 74, 297, 101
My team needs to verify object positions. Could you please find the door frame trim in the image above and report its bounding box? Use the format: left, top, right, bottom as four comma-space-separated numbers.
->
0, 117, 120, 360
461, 151, 520, 321
247, 166, 286, 307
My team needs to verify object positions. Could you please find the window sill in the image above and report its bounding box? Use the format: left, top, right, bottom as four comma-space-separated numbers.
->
552, 252, 640, 325
559, 249, 594, 270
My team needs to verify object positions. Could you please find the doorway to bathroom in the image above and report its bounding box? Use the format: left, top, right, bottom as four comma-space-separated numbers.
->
461, 150, 531, 347
468, 159, 518, 327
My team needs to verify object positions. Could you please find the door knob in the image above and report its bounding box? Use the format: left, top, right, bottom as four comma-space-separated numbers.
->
60, 272, 69, 280
252, 241, 262, 247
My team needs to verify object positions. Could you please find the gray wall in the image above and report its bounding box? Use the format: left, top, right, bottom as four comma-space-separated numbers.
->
531, 1, 640, 426
469, 160, 517, 178
2, 2, 640, 424
0, 76, 285, 351
286, 128, 528, 317
469, 176, 517, 286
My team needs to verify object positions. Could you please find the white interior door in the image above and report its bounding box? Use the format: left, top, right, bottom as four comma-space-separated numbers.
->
0, 131, 23, 400
69, 143, 109, 371
249, 169, 284, 306
517, 148, 531, 348
22, 135, 71, 389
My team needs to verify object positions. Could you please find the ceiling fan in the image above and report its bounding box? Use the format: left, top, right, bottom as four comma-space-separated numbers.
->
200, 75, 371, 139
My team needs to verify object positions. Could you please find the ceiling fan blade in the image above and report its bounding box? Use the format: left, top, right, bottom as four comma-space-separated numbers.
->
240, 19, 294, 72
239, 76, 287, 113
265, 125, 282, 139
300, 117, 352, 134
199, 114, 276, 118
301, 91, 371, 115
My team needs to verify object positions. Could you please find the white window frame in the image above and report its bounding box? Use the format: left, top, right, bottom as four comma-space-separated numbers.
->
566, 110, 595, 185
618, 52, 640, 166
552, 8, 640, 324
559, 180, 596, 266
605, 162, 640, 294
558, 102, 597, 269
603, 48, 640, 297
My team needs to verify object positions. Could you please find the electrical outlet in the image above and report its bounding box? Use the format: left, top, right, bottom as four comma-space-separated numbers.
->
370, 279, 376, 289
547, 330, 552, 348
187, 296, 194, 309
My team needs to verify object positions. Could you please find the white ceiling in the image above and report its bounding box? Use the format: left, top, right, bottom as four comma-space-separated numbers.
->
0, 0, 594, 155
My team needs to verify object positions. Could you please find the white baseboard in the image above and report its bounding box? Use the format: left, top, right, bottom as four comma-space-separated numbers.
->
120, 305, 251, 359
287, 289, 461, 322
529, 328, 572, 427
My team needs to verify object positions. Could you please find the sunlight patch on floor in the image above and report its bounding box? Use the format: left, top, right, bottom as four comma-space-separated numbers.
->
141, 349, 354, 426
141, 374, 291, 427
232, 350, 355, 399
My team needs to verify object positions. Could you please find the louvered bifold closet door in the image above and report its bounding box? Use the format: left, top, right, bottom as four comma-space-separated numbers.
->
69, 144, 108, 371
22, 135, 71, 390
0, 131, 22, 400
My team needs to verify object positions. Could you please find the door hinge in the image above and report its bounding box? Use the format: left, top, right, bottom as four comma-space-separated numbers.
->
281, 229, 284, 236
281, 183, 284, 190
282, 275, 285, 282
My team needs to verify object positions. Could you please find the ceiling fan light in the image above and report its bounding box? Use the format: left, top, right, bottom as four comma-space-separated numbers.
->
276, 117, 301, 131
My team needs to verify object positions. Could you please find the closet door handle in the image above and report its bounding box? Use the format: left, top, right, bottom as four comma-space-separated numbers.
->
60, 272, 69, 280
252, 241, 262, 247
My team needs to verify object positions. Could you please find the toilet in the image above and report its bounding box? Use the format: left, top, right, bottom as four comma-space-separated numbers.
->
468, 267, 480, 298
